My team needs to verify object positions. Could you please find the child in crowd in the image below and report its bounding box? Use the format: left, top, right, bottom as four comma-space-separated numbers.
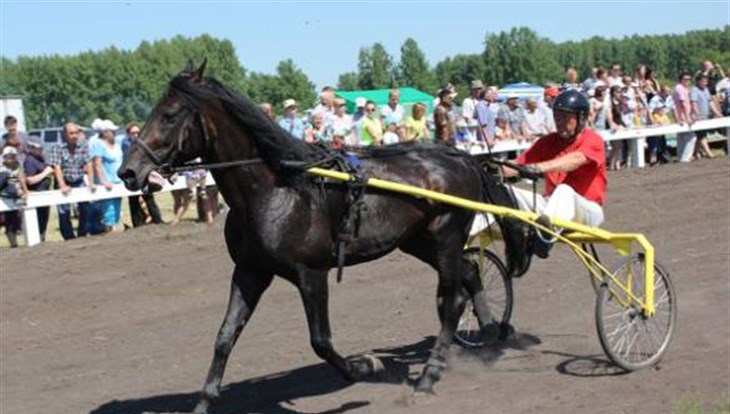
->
0, 147, 27, 247
648, 103, 671, 165
382, 117, 400, 145
454, 118, 476, 150
495, 116, 513, 141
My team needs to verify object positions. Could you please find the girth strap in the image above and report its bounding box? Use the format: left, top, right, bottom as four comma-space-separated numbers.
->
335, 168, 368, 283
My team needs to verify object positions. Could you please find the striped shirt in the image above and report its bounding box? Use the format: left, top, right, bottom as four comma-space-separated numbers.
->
48, 142, 90, 183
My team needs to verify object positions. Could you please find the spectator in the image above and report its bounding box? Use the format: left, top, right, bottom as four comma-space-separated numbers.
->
314, 86, 336, 118
454, 118, 475, 149
582, 67, 599, 92
649, 102, 672, 165
523, 98, 550, 140
380, 89, 405, 126
589, 85, 608, 131
691, 74, 715, 159
304, 112, 328, 144
89, 120, 124, 233
382, 117, 400, 145
0, 146, 27, 247
486, 86, 501, 118
642, 67, 660, 104
330, 98, 354, 146
695, 61, 726, 95
278, 99, 306, 140
608, 62, 623, 87
433, 87, 456, 144
404, 102, 429, 142
23, 137, 53, 241
716, 74, 730, 116
495, 115, 514, 141
351, 97, 367, 145
562, 68, 581, 91
499, 95, 527, 141
171, 163, 212, 225
122, 122, 164, 227
433, 82, 456, 108
673, 71, 696, 163
49, 122, 92, 240
259, 102, 275, 121
542, 86, 560, 133
360, 101, 383, 146
1, 115, 28, 165
462, 80, 484, 121
607, 85, 628, 170
475, 90, 496, 147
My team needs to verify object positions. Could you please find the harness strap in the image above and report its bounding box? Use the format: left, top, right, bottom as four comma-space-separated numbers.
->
335, 168, 368, 283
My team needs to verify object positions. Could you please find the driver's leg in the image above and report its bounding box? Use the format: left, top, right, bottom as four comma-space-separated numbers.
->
544, 184, 604, 227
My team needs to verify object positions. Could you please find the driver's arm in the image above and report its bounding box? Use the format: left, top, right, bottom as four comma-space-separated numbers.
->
531, 151, 588, 173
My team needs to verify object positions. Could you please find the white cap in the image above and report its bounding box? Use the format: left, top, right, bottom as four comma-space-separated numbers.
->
355, 97, 367, 108
2, 146, 18, 157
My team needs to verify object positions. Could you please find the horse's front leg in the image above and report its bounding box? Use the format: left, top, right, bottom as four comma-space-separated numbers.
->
296, 267, 381, 382
193, 266, 273, 414
415, 241, 465, 393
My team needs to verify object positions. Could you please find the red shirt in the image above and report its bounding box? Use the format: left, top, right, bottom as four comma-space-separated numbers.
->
516, 128, 607, 205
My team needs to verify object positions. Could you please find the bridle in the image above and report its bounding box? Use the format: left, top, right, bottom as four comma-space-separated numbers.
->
132, 108, 267, 178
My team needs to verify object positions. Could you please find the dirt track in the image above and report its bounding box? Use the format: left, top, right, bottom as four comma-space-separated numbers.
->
1, 159, 729, 414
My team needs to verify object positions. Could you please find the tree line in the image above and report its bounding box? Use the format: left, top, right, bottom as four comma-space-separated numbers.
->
1, 26, 727, 129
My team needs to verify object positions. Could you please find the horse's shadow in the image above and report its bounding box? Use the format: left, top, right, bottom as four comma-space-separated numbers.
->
89, 336, 437, 414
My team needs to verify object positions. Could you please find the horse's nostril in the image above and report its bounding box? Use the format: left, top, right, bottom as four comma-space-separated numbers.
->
119, 169, 139, 189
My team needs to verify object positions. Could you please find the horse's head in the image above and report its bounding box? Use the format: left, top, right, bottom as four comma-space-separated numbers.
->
119, 60, 211, 192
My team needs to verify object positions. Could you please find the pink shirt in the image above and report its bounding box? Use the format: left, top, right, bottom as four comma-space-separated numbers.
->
673, 83, 691, 122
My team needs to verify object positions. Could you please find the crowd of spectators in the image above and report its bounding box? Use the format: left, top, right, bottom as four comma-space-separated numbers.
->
0, 116, 218, 247
0, 59, 728, 247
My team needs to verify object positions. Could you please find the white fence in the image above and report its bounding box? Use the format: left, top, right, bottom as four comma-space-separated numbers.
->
1, 117, 728, 247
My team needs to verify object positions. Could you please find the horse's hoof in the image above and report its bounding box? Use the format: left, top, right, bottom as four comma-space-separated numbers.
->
346, 354, 384, 380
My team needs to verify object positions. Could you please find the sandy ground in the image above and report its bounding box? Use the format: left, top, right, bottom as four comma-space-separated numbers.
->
1, 158, 729, 414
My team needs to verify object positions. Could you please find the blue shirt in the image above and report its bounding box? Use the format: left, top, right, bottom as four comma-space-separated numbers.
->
89, 136, 124, 184
690, 86, 711, 120
278, 117, 306, 140
475, 100, 496, 142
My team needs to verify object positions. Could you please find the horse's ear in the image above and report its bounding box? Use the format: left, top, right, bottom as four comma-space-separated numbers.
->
184, 59, 195, 73
192, 58, 208, 83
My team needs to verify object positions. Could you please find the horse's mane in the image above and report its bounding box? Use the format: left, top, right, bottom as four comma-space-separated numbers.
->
171, 73, 324, 172
171, 71, 472, 173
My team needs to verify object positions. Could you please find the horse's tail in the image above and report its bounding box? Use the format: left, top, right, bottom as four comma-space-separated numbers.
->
477, 167, 532, 278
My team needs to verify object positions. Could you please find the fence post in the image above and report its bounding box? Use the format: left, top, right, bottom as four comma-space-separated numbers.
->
21, 207, 41, 247
630, 137, 646, 168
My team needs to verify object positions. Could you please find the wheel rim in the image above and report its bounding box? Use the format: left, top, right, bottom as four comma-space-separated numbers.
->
597, 255, 676, 370
455, 249, 511, 348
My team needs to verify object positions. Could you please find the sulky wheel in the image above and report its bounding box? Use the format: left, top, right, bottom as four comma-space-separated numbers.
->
595, 254, 677, 371
455, 248, 513, 349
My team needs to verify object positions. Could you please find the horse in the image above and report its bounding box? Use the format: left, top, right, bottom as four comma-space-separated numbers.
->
119, 60, 530, 413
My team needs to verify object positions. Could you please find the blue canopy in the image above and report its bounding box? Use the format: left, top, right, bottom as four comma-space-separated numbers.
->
497, 82, 544, 102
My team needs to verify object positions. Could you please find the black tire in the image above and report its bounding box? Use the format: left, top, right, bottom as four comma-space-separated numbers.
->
596, 254, 676, 371
455, 248, 513, 349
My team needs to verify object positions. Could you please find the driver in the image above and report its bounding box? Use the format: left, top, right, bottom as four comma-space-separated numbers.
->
504, 89, 607, 258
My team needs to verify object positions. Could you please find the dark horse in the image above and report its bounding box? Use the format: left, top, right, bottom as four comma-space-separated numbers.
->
119, 61, 529, 413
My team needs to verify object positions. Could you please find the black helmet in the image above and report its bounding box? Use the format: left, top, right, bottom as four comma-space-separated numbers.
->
553, 89, 590, 138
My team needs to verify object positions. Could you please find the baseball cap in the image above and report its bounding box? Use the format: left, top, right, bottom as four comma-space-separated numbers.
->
355, 97, 367, 108
27, 137, 43, 148
544, 87, 559, 98
282, 98, 298, 109
470, 80, 484, 90
2, 146, 18, 157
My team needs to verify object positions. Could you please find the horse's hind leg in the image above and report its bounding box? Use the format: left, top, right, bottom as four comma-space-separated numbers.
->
295, 267, 381, 382
194, 266, 273, 414
461, 258, 500, 336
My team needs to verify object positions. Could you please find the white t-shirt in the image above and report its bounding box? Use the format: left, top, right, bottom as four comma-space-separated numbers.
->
383, 131, 400, 145
461, 97, 478, 120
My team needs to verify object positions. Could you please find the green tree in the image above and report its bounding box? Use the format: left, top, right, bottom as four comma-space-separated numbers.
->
337, 72, 360, 90
482, 27, 562, 86
357, 43, 395, 89
247, 59, 316, 113
397, 38, 436, 92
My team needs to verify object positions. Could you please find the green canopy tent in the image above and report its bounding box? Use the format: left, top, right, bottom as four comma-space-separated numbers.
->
335, 87, 435, 116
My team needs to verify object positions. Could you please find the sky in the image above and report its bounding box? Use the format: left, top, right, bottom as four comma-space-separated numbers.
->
1, 1, 728, 90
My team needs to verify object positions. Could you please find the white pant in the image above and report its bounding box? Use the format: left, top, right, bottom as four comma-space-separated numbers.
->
470, 184, 604, 236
